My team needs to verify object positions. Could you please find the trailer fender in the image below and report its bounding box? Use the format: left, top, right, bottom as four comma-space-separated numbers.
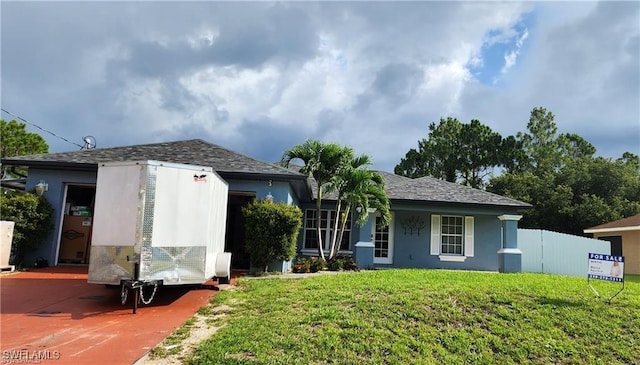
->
215, 252, 232, 282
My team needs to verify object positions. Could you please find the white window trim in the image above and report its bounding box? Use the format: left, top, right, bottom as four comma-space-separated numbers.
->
373, 212, 394, 265
430, 214, 474, 261
438, 255, 467, 262
300, 249, 353, 256
303, 209, 352, 252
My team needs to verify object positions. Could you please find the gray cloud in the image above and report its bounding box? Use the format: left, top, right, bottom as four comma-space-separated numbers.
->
1, 1, 637, 173
120, 3, 318, 78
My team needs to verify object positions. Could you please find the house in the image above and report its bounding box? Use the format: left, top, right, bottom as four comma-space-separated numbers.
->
584, 213, 640, 275
1, 139, 531, 273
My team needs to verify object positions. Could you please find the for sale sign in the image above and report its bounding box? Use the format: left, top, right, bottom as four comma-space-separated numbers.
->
588, 253, 624, 282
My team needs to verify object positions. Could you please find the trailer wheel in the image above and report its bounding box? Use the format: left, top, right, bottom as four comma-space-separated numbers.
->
120, 283, 129, 305
218, 275, 230, 285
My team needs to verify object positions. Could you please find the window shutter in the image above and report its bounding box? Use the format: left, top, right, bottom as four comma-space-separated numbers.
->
465, 216, 474, 257
430, 215, 441, 255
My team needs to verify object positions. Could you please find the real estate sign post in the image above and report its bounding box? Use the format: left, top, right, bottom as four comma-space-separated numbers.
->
587, 253, 625, 303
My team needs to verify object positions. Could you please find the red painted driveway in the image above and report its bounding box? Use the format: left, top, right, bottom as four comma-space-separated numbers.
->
0, 266, 225, 364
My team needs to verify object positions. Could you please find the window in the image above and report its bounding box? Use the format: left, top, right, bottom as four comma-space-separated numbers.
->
441, 216, 463, 255
430, 215, 474, 261
303, 209, 352, 252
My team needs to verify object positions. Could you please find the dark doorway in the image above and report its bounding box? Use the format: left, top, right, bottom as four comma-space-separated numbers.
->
598, 236, 623, 256
225, 193, 255, 270
58, 185, 96, 264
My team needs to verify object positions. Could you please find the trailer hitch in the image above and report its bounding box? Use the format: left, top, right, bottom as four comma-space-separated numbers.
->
120, 279, 160, 314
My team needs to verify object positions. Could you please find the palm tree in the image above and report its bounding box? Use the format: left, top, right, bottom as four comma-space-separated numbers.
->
281, 140, 352, 260
328, 164, 391, 259
326, 154, 370, 258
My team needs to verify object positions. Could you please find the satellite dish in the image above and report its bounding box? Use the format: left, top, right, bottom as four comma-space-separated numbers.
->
82, 136, 97, 149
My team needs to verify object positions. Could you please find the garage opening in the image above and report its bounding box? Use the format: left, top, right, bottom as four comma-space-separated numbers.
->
57, 184, 96, 264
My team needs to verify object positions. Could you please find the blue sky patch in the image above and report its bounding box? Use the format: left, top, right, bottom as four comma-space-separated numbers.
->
471, 11, 537, 86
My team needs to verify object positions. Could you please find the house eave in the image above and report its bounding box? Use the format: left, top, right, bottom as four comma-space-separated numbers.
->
305, 197, 532, 211
1, 159, 99, 172
388, 198, 533, 211
1, 159, 314, 201
219, 171, 312, 201
584, 226, 640, 234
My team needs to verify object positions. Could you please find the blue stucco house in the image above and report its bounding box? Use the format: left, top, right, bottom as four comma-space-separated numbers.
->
1, 139, 531, 273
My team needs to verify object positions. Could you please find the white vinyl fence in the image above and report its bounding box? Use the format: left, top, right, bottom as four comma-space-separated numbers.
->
519, 229, 611, 277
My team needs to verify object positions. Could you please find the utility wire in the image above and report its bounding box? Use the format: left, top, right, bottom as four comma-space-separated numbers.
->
1, 108, 84, 149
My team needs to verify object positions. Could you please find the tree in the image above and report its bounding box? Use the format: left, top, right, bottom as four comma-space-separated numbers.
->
510, 107, 596, 175
326, 154, 370, 259
1, 119, 49, 178
395, 117, 461, 182
514, 107, 561, 174
281, 140, 352, 260
394, 117, 510, 188
0, 191, 54, 267
327, 156, 391, 259
458, 119, 505, 188
242, 199, 303, 273
489, 107, 639, 235
490, 154, 640, 235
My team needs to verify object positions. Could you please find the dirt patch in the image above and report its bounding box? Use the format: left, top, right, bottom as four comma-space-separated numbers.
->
134, 288, 233, 365
133, 314, 222, 364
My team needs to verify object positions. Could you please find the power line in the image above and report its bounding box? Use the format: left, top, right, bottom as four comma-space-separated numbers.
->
1, 108, 84, 149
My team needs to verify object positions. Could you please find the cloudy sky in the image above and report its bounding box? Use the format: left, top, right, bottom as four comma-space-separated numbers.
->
2, 1, 638, 172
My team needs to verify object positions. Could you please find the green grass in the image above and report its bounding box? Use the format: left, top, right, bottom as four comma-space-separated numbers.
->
188, 270, 640, 364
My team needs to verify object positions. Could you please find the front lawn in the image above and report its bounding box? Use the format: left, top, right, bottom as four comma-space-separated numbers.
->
189, 270, 640, 364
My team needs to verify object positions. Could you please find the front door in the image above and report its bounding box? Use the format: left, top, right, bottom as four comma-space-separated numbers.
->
372, 213, 394, 264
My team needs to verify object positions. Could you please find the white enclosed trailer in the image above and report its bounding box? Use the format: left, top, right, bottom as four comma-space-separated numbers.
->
88, 160, 231, 308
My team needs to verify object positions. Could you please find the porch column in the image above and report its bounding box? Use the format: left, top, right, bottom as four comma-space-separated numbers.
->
358, 213, 374, 244
497, 214, 523, 273
354, 242, 374, 269
354, 212, 375, 268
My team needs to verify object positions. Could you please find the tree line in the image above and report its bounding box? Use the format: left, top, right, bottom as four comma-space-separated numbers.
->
394, 107, 640, 236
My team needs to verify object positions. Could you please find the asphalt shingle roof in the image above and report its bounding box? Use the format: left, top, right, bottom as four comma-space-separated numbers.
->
302, 169, 531, 209
385, 172, 530, 208
4, 139, 531, 209
3, 139, 304, 178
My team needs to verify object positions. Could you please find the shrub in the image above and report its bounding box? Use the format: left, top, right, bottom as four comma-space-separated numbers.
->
308, 257, 326, 272
0, 190, 54, 266
292, 258, 310, 273
292, 256, 326, 273
242, 199, 302, 273
327, 255, 359, 272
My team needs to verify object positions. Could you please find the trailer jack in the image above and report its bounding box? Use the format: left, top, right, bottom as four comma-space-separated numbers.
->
120, 280, 160, 314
